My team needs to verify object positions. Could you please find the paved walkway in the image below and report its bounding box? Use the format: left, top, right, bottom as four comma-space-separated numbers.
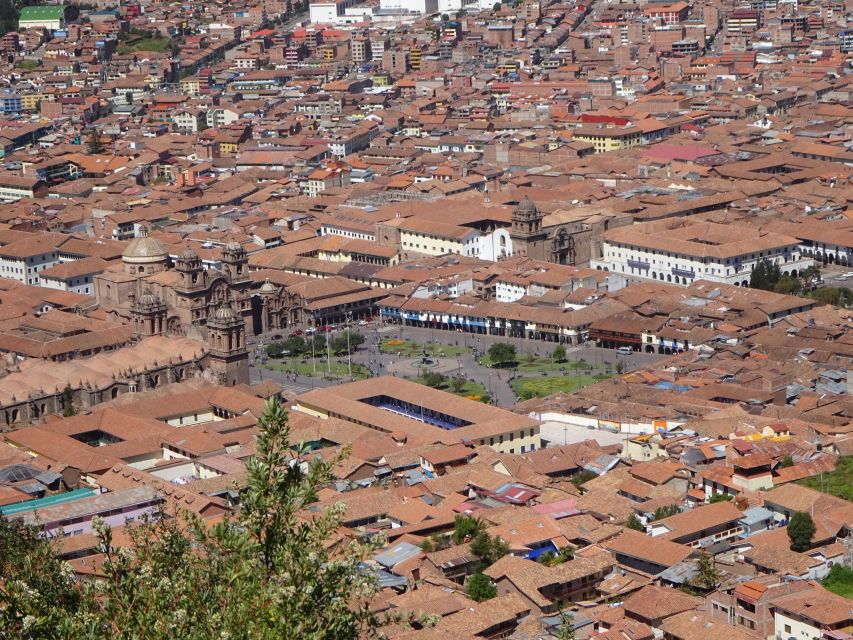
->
249, 322, 670, 408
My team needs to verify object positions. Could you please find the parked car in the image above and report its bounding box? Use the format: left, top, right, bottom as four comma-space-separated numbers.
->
616, 346, 633, 355
289, 329, 303, 337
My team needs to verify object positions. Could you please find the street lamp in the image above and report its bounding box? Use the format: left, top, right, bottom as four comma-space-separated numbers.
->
310, 319, 316, 377
345, 311, 353, 380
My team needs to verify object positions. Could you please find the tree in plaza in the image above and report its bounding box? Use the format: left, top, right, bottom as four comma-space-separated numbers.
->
422, 371, 446, 388
466, 573, 496, 602
310, 333, 327, 353
487, 342, 517, 367
788, 511, 816, 552
283, 335, 306, 355
0, 397, 384, 639
266, 341, 286, 358
331, 331, 365, 355
450, 376, 467, 393
552, 344, 567, 363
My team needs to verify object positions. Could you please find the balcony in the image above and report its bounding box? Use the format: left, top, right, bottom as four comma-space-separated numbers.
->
627, 259, 651, 270
672, 267, 696, 278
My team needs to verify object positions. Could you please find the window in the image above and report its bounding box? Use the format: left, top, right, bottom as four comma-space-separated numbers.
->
784, 625, 791, 634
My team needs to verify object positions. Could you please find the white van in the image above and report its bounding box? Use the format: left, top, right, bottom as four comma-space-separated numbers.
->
616, 346, 633, 355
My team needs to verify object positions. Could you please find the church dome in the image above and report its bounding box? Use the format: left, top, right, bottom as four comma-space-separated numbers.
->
138, 289, 160, 306
213, 304, 238, 321
259, 278, 277, 294
122, 228, 167, 263
515, 196, 537, 215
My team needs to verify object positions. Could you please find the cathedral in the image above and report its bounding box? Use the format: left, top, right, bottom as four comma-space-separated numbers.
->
94, 228, 301, 386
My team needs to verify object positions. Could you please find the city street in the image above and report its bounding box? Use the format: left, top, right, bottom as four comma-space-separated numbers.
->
249, 322, 668, 407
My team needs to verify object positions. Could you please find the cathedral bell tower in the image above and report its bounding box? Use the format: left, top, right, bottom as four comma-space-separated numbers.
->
175, 248, 206, 292
206, 301, 249, 386
130, 289, 167, 338
222, 241, 249, 284
509, 196, 548, 260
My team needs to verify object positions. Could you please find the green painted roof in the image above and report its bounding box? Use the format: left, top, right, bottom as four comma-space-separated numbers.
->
0, 488, 96, 516
19, 5, 66, 21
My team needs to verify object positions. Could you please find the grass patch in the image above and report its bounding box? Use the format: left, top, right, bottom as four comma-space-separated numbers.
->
117, 37, 173, 54
510, 374, 609, 400
15, 60, 39, 70
263, 359, 369, 380
407, 376, 491, 403
798, 455, 853, 500
381, 338, 468, 358
480, 353, 612, 374
823, 565, 853, 599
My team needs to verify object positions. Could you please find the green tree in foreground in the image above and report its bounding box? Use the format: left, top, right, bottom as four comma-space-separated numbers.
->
0, 397, 383, 640
788, 511, 816, 552
558, 611, 576, 640
466, 573, 496, 602
626, 514, 645, 531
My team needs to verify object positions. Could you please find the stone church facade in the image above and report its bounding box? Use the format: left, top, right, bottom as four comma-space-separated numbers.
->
96, 228, 303, 345
508, 196, 625, 266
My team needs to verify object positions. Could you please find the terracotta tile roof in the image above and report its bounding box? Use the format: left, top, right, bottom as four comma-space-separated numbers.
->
604, 529, 694, 568
624, 584, 703, 622
659, 610, 757, 640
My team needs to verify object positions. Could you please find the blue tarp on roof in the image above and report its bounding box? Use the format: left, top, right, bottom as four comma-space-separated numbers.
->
526, 542, 558, 560
654, 381, 691, 393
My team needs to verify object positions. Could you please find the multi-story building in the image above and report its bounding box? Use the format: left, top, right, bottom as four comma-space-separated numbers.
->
0, 174, 49, 201
593, 221, 812, 287
0, 235, 63, 286
350, 35, 371, 62
644, 1, 689, 25
39, 257, 108, 295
